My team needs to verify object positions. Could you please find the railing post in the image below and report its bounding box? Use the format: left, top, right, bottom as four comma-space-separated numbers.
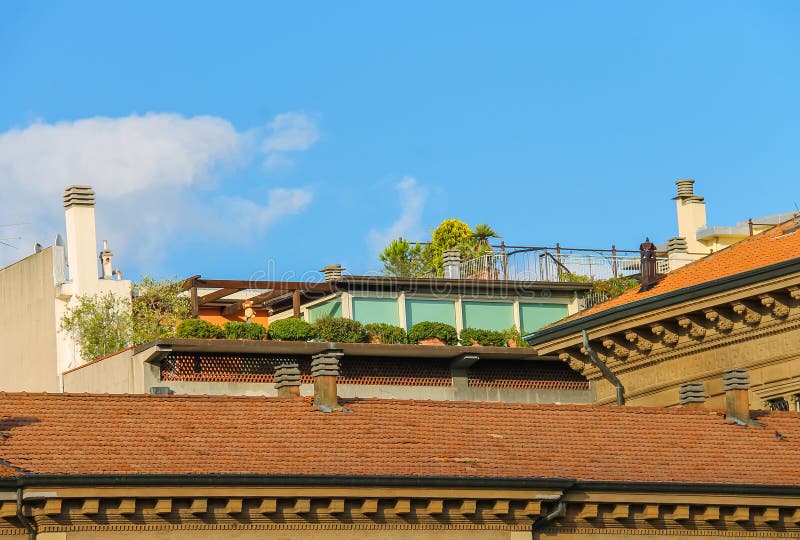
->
612, 244, 618, 279
556, 243, 562, 280
748, 218, 754, 236
501, 241, 507, 280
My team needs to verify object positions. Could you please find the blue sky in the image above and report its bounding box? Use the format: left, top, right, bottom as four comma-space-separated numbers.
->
1, 1, 798, 281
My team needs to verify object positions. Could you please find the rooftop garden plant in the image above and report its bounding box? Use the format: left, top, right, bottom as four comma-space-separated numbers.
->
313, 316, 368, 343
407, 321, 458, 346
176, 318, 224, 339
223, 321, 266, 340
501, 326, 529, 348
267, 318, 316, 341
364, 322, 407, 344
459, 327, 506, 347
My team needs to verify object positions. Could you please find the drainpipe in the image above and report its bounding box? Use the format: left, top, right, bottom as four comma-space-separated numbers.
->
16, 488, 36, 540
581, 330, 625, 406
531, 497, 566, 540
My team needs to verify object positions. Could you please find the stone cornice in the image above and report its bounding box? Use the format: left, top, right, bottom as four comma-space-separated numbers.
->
547, 281, 800, 382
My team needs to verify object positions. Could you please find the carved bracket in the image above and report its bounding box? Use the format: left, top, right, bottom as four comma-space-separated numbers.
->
624, 330, 653, 353
650, 323, 679, 346
676, 315, 706, 339
704, 308, 734, 333
731, 301, 762, 326
760, 293, 791, 318
601, 337, 630, 359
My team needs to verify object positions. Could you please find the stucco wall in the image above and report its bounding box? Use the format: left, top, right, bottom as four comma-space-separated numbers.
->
62, 348, 136, 393
0, 249, 58, 392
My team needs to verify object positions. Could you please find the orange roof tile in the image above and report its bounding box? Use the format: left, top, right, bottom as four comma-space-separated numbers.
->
555, 218, 800, 325
1, 393, 800, 486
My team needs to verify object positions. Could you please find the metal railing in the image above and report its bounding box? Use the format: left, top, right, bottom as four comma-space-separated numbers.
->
458, 244, 687, 282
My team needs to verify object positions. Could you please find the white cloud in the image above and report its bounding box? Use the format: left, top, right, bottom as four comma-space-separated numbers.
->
262, 112, 319, 152
0, 112, 317, 271
367, 176, 428, 253
223, 188, 313, 231
261, 112, 319, 169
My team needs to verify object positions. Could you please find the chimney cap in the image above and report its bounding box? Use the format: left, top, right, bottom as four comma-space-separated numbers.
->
723, 369, 750, 391
674, 179, 705, 201
63, 185, 96, 208
320, 264, 344, 281
679, 381, 706, 405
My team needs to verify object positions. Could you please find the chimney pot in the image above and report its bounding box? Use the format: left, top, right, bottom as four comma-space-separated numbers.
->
310, 349, 343, 410
63, 185, 96, 208
679, 381, 706, 407
320, 264, 344, 282
442, 249, 461, 279
675, 179, 695, 198
723, 369, 752, 423
274, 362, 302, 397
99, 240, 113, 279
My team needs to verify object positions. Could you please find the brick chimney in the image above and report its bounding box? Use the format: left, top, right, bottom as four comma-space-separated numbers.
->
639, 237, 658, 291
678, 381, 706, 408
311, 349, 343, 410
320, 264, 344, 281
442, 249, 461, 279
723, 369, 753, 424
274, 362, 301, 397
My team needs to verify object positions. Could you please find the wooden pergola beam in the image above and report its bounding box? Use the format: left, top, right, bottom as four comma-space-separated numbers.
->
198, 288, 239, 305
196, 279, 334, 293
221, 289, 290, 317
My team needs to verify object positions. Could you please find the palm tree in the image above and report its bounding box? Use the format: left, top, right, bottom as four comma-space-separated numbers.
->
472, 223, 501, 248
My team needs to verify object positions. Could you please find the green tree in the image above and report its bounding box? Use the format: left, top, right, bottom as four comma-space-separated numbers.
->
379, 238, 428, 277
60, 291, 132, 362
425, 218, 476, 275
132, 276, 192, 345
472, 223, 501, 247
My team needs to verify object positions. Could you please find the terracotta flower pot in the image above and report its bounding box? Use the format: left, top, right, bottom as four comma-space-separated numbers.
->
507, 339, 518, 348
370, 335, 382, 344
418, 337, 446, 346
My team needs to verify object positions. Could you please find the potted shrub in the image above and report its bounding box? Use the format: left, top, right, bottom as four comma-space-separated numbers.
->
267, 318, 316, 341
459, 327, 506, 347
364, 323, 407, 344
502, 327, 528, 348
223, 321, 266, 340
313, 317, 368, 343
407, 321, 458, 346
176, 319, 224, 339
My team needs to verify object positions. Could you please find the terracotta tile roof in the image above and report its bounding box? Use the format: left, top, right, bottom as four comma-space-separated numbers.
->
1, 393, 800, 486
556, 218, 800, 325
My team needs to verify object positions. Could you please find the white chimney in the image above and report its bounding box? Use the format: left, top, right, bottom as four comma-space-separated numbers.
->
673, 179, 708, 254
99, 240, 113, 279
63, 186, 99, 293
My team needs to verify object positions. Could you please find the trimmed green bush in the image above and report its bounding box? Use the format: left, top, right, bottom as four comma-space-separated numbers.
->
223, 321, 266, 340
365, 322, 407, 344
313, 316, 368, 343
407, 321, 458, 345
267, 318, 316, 341
176, 319, 224, 339
502, 326, 529, 347
459, 327, 506, 346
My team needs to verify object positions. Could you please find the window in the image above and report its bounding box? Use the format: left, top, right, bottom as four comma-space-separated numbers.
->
462, 301, 514, 331
306, 300, 342, 322
405, 298, 456, 328
768, 398, 790, 411
352, 297, 399, 326
519, 303, 569, 334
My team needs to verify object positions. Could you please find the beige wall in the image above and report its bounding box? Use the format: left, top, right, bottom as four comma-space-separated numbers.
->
65, 531, 531, 540
62, 348, 136, 393
0, 248, 59, 392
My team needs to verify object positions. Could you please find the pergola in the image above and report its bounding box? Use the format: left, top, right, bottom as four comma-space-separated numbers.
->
183, 276, 335, 319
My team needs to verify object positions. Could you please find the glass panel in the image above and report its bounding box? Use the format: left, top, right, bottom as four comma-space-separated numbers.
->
306, 300, 342, 323
519, 302, 569, 333
352, 297, 400, 326
461, 301, 514, 331
405, 298, 456, 328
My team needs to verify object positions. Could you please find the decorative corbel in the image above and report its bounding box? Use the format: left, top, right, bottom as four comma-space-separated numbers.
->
788, 286, 800, 302
559, 351, 587, 374
624, 330, 653, 352
731, 300, 761, 325
676, 315, 706, 339
704, 308, 734, 333
601, 337, 630, 359
760, 293, 790, 318
650, 322, 679, 346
